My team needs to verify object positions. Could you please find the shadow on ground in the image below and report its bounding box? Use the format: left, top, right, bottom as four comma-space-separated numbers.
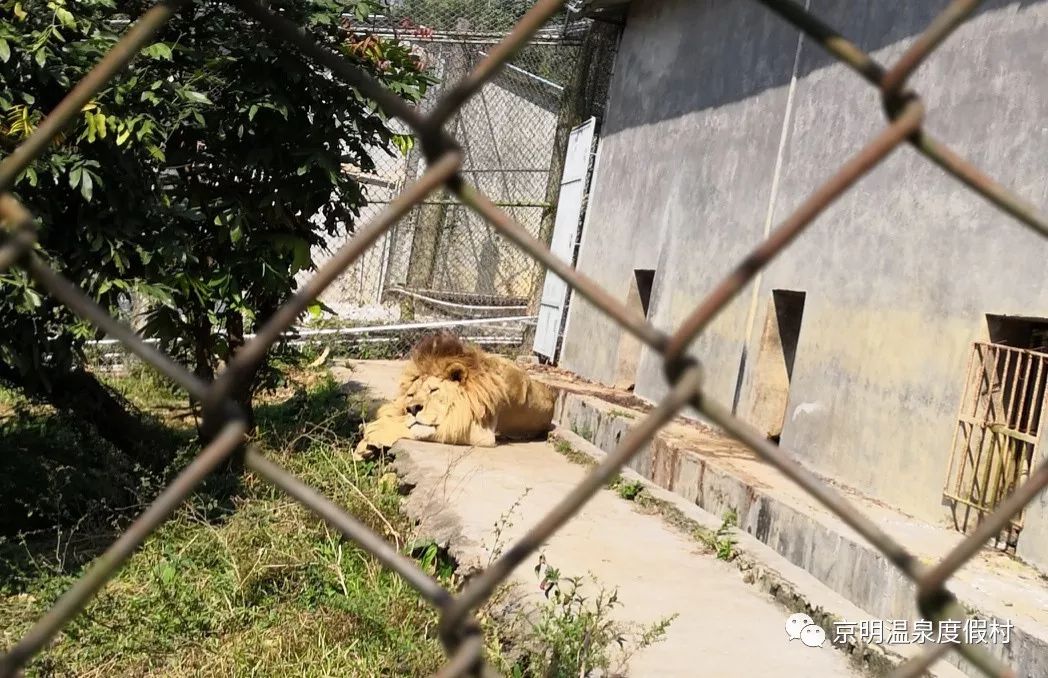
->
0, 373, 363, 591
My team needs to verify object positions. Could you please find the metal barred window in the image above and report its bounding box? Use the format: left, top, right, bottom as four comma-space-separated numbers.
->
2, 0, 1048, 676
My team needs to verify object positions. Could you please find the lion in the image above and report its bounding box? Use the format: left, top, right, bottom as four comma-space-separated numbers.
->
353, 332, 557, 460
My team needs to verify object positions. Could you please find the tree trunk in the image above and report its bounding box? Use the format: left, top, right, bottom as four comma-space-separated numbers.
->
225, 309, 255, 434
45, 368, 170, 473
191, 311, 215, 384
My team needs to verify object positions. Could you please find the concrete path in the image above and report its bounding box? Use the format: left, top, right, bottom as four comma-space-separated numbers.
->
393, 440, 866, 678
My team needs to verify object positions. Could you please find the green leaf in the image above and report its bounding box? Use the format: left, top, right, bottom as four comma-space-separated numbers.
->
142, 42, 173, 60
0, 39, 10, 63
69, 166, 83, 189
22, 287, 42, 310
85, 111, 97, 142
184, 91, 212, 105
248, 104, 259, 121
193, 111, 205, 126
34, 48, 45, 67
291, 238, 311, 273
79, 170, 93, 201
392, 133, 414, 155
136, 246, 153, 265
54, 7, 75, 29
159, 562, 176, 585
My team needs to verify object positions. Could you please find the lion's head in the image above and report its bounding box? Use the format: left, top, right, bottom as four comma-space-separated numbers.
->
392, 332, 506, 445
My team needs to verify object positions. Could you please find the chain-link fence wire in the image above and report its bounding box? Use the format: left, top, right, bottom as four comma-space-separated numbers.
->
298, 1, 586, 353
2, 0, 1048, 676
88, 2, 586, 368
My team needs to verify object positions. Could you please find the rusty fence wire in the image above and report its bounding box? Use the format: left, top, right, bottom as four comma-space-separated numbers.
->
2, 0, 1048, 676
299, 5, 584, 345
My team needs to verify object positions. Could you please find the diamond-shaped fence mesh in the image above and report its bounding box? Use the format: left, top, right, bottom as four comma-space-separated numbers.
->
2, 0, 1048, 676
278, 3, 586, 362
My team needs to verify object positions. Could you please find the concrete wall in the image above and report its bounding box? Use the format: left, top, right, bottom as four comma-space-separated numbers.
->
560, 0, 1048, 568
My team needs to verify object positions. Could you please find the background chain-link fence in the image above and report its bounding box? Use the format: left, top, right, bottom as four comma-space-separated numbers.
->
292, 1, 591, 361
85, 0, 600, 371
2, 0, 1048, 676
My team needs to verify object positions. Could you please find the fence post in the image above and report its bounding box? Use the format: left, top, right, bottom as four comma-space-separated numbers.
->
525, 18, 619, 319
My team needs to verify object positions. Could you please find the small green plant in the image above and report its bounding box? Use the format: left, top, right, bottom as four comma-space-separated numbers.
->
608, 409, 636, 419
614, 479, 645, 501
700, 509, 739, 561
413, 540, 457, 582
569, 421, 594, 442
491, 554, 675, 678
485, 488, 533, 565
550, 436, 597, 468
605, 473, 644, 501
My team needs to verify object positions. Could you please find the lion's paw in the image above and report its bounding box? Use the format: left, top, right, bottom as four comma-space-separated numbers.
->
352, 414, 417, 462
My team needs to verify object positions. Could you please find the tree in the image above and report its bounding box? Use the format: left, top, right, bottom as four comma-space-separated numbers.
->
0, 0, 435, 455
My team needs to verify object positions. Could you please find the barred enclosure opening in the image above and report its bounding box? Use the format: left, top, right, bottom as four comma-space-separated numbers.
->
3, 0, 1048, 676
944, 338, 1048, 550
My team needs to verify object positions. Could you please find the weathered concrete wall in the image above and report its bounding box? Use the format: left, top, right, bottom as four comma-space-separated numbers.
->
560, 0, 1048, 567
561, 0, 799, 398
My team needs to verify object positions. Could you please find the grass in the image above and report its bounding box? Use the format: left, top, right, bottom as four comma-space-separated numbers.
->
1, 363, 452, 677
551, 436, 597, 469
2, 362, 672, 677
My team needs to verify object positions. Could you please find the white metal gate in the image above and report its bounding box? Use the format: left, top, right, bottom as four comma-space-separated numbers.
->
532, 117, 597, 361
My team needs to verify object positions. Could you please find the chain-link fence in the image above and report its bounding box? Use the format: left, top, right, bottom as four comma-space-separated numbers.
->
78, 1, 593, 370
286, 1, 590, 360
2, 0, 1048, 676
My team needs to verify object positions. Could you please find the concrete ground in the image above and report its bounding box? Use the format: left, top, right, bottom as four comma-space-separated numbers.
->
332, 359, 404, 402
394, 441, 865, 677
334, 359, 865, 676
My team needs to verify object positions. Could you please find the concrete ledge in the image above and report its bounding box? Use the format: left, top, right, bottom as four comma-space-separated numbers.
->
552, 389, 1048, 678
552, 427, 966, 678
